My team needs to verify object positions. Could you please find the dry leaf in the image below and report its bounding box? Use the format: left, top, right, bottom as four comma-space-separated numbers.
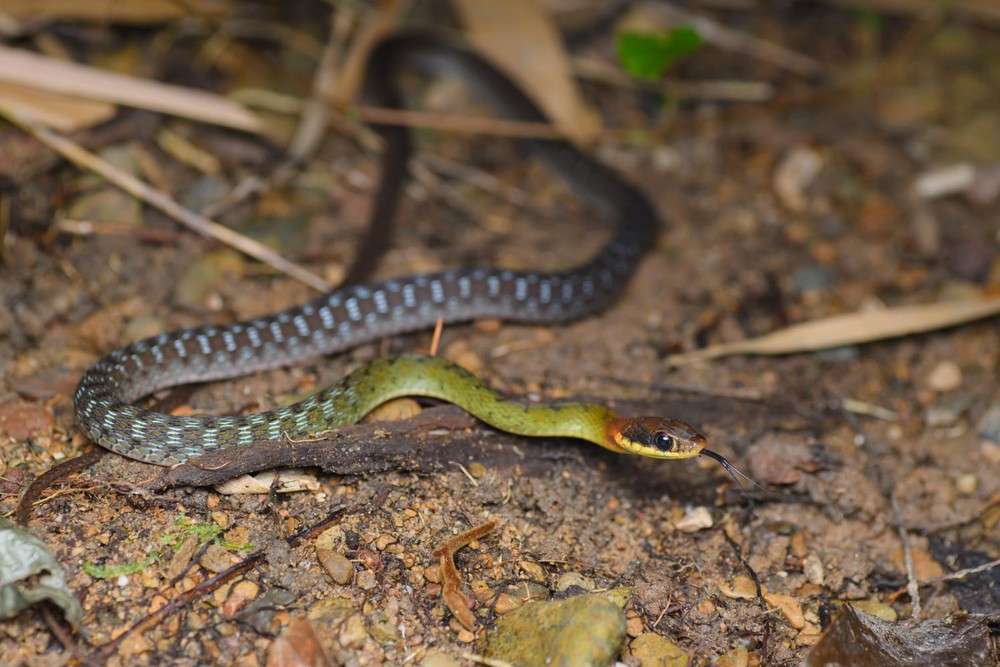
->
454, 0, 601, 144
669, 296, 1000, 365
0, 45, 263, 133
0, 80, 113, 131
2, 0, 233, 23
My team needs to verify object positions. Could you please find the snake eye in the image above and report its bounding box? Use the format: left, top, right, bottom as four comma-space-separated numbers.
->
655, 433, 676, 451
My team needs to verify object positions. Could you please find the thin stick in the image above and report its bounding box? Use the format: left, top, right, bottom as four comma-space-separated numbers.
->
1, 108, 330, 292
891, 491, 922, 619
919, 557, 1000, 586
429, 317, 445, 357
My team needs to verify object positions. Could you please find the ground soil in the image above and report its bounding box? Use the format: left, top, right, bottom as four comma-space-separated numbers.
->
1, 5, 998, 666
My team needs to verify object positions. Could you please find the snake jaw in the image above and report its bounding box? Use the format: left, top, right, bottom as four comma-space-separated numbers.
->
610, 417, 707, 459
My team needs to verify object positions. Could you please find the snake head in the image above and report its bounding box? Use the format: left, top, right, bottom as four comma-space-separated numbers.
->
610, 417, 707, 459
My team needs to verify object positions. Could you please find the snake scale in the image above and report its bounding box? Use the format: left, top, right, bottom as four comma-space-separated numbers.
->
74, 33, 710, 467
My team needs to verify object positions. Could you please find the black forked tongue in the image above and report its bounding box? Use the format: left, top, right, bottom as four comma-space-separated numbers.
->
700, 449, 774, 496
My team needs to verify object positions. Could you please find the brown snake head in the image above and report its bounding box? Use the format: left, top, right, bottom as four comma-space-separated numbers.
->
609, 417, 707, 459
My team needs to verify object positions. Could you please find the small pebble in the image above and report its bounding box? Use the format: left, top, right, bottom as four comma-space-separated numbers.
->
518, 560, 547, 582
198, 544, 238, 573
926, 360, 962, 392
804, 554, 825, 586
166, 535, 199, 581
555, 571, 595, 592
674, 506, 713, 533
420, 650, 463, 667
318, 550, 354, 585
982, 441, 1000, 466
627, 632, 690, 666
222, 580, 259, 616
123, 315, 164, 343
717, 645, 750, 667
369, 619, 397, 642
356, 570, 377, 591
306, 597, 355, 623
955, 473, 977, 495
719, 576, 760, 600
764, 593, 805, 629
375, 534, 396, 551
493, 593, 521, 615
925, 393, 972, 427
338, 614, 368, 648
364, 397, 422, 423
505, 582, 549, 605
625, 614, 644, 637
773, 145, 823, 212
850, 600, 897, 622
791, 264, 837, 295
976, 402, 1000, 444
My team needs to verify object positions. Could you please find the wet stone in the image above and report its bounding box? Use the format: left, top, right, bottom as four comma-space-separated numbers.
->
485, 593, 626, 667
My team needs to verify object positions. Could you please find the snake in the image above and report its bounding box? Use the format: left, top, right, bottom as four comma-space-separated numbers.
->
73, 32, 717, 469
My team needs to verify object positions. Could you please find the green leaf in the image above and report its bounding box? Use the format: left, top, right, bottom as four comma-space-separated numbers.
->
617, 28, 703, 80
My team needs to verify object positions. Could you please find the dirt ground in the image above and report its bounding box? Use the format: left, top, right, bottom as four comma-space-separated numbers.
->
1, 4, 998, 666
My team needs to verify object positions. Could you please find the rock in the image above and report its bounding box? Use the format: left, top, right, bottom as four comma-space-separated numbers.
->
356, 570, 377, 590
976, 402, 1000, 444
555, 571, 595, 593
124, 315, 164, 343
369, 617, 397, 642
198, 544, 239, 573
601, 587, 632, 609
955, 473, 977, 495
764, 592, 805, 629
317, 550, 354, 585
173, 251, 243, 310
926, 360, 962, 392
221, 580, 259, 616
925, 393, 973, 427
420, 650, 463, 667
518, 560, 547, 582
306, 597, 354, 624
849, 600, 897, 622
627, 632, 689, 666
504, 581, 549, 607
485, 593, 626, 667
719, 576, 761, 600
791, 264, 837, 295
674, 506, 713, 533
773, 146, 824, 213
338, 614, 368, 649
717, 645, 750, 667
